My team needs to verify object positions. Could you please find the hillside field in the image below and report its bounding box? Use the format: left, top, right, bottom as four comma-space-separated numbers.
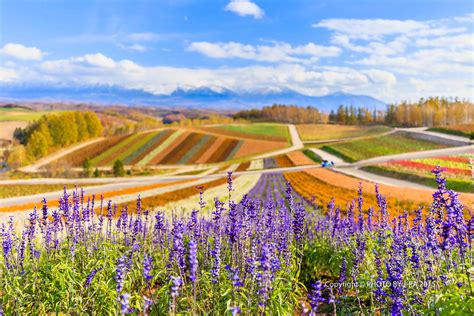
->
297, 124, 391, 141
320, 132, 450, 162
55, 126, 288, 167
199, 123, 291, 142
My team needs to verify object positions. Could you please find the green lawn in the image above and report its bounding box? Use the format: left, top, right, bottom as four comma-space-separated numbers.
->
217, 123, 290, 141
321, 132, 450, 162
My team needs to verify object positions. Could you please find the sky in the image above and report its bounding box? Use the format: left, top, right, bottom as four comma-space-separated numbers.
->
0, 0, 473, 102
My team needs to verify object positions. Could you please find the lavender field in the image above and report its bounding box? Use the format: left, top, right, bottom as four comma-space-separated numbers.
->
1, 168, 472, 315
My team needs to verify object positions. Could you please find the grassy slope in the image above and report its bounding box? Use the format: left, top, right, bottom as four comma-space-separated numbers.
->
363, 166, 473, 192
321, 132, 449, 162
302, 149, 322, 163
297, 124, 391, 141
0, 108, 66, 121
217, 123, 290, 141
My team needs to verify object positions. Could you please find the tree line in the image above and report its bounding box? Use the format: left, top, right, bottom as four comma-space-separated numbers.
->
234, 105, 326, 124
385, 97, 472, 127
233, 97, 473, 127
9, 111, 103, 166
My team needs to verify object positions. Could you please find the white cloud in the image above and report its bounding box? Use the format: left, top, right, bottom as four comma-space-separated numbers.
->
416, 33, 474, 48
363, 69, 397, 85
314, 17, 466, 41
0, 67, 18, 81
117, 43, 148, 52
0, 43, 43, 60
188, 41, 340, 63
78, 53, 116, 68
314, 19, 428, 40
225, 1, 264, 19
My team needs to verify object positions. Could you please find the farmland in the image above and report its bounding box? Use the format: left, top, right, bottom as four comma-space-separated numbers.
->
363, 154, 473, 192
199, 123, 290, 142
0, 107, 66, 121
51, 127, 287, 167
297, 124, 391, 141
320, 132, 450, 162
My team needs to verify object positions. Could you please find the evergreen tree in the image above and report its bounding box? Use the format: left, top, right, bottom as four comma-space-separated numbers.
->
113, 159, 125, 177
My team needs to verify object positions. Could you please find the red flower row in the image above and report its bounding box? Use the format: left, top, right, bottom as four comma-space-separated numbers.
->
388, 160, 471, 176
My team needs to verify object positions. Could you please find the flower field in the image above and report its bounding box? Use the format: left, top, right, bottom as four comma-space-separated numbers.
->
54, 127, 287, 167
321, 132, 450, 162
286, 150, 315, 166
428, 124, 473, 139
1, 169, 473, 314
296, 124, 391, 141
364, 154, 473, 192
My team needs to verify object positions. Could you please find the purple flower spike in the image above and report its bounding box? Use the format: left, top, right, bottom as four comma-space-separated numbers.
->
119, 293, 134, 315
83, 267, 102, 289
143, 255, 153, 284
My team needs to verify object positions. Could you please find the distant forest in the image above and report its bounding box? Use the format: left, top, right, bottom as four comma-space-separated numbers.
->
234, 97, 473, 127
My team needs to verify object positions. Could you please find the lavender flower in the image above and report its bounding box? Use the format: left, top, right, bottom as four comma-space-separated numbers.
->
170, 276, 182, 313
188, 239, 198, 284
119, 293, 134, 315
308, 281, 325, 314
83, 267, 102, 289
169, 220, 185, 272
143, 255, 153, 285
338, 257, 347, 294
115, 255, 127, 293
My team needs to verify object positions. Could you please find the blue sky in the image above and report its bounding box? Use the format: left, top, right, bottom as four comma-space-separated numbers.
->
1, 0, 473, 102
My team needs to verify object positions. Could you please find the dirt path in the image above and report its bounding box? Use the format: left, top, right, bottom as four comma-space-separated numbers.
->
398, 127, 472, 144
19, 137, 105, 173
253, 124, 304, 159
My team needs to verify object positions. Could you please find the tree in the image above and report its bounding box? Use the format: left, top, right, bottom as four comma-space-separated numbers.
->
335, 105, 344, 124
83, 158, 92, 177
75, 112, 89, 141
13, 127, 27, 145
84, 112, 103, 137
7, 145, 31, 169
93, 168, 100, 178
113, 159, 125, 177
26, 130, 49, 158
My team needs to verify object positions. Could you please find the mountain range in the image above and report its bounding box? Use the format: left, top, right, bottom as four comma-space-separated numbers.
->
0, 84, 387, 112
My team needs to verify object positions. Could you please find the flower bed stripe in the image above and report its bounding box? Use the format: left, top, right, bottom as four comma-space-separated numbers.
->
54, 135, 128, 167
136, 129, 184, 166
116, 131, 159, 164
159, 133, 204, 164
91, 133, 143, 166
388, 160, 471, 176
146, 130, 190, 165
128, 129, 174, 165
206, 139, 240, 163
186, 135, 218, 164
225, 140, 244, 160
194, 137, 226, 164
178, 134, 211, 164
